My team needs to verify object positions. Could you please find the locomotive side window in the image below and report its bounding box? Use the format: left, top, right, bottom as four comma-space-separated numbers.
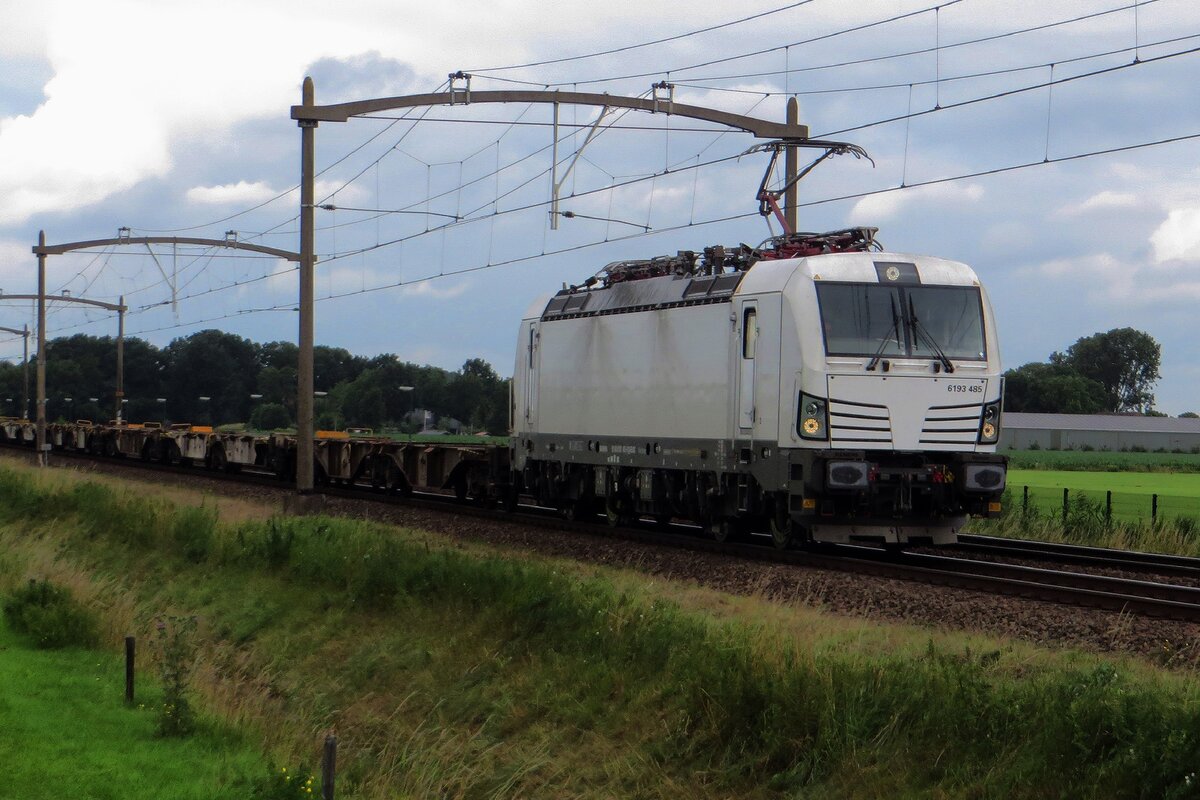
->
742, 308, 757, 359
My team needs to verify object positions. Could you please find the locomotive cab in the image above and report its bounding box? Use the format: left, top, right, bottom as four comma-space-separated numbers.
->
759, 250, 1006, 545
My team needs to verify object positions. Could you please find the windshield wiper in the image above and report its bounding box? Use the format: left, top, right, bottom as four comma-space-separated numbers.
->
866, 295, 902, 371
907, 295, 955, 373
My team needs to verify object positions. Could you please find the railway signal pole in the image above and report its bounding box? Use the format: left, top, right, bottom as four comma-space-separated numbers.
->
297, 76, 317, 496
785, 97, 800, 232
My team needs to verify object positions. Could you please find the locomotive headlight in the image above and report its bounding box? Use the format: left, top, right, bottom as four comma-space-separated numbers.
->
827, 460, 870, 489
978, 399, 1002, 444
798, 392, 828, 440
964, 463, 1006, 492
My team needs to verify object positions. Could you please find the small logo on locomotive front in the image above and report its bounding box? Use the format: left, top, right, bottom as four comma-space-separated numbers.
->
884, 265, 901, 281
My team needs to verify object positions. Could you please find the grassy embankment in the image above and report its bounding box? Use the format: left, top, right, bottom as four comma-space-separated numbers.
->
5, 457, 1200, 798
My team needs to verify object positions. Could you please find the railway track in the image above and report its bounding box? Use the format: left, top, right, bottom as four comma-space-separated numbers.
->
11, 444, 1200, 623
954, 533, 1200, 580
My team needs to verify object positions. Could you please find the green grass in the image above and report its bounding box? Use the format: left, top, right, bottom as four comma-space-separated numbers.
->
0, 616, 260, 799
6, 465, 1200, 797
1010, 469, 1200, 497
1003, 448, 1200, 472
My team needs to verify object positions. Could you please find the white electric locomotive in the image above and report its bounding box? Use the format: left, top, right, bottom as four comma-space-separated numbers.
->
511, 228, 1007, 547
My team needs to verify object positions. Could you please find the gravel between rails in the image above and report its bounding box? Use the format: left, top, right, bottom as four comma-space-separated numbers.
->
36, 454, 1200, 669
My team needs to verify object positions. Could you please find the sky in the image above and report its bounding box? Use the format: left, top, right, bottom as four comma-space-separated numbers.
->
0, 0, 1198, 411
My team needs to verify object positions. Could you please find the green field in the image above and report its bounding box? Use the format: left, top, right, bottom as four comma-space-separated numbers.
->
1007, 468, 1200, 520
1003, 448, 1200, 473
0, 618, 260, 799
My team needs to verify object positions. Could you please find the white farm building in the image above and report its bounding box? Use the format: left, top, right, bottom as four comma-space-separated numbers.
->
1001, 412, 1200, 452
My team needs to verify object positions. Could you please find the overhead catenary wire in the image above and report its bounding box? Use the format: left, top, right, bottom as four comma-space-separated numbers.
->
102, 4, 1178, 310
465, 0, 820, 72
668, 30, 1200, 97
52, 50, 1200, 339
815, 41, 1200, 138
539, 0, 968, 87
67, 126, 1197, 344
618, 0, 1163, 88
39, 1, 1194, 345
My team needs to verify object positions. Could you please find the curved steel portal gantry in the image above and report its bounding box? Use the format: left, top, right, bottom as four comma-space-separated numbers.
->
28, 233, 300, 465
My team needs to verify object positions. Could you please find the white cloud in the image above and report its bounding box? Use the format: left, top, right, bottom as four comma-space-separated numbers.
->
1061, 190, 1140, 216
0, 3, 48, 58
849, 182, 984, 220
0, 238, 36, 290
1020, 253, 1125, 287
186, 181, 278, 206
398, 279, 470, 300
0, 0, 817, 226
1151, 207, 1200, 263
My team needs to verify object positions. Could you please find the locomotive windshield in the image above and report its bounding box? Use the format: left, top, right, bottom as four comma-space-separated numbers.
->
816, 283, 986, 361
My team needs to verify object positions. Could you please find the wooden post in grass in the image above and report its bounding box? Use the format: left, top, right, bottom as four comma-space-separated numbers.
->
1106, 491, 1112, 524
1153, 494, 1159, 521
321, 734, 337, 800
1062, 488, 1069, 526
1022, 486, 1029, 514
124, 636, 135, 704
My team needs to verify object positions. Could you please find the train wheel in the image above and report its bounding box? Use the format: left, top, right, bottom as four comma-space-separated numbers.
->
769, 514, 794, 550
702, 515, 728, 543
605, 495, 632, 528
559, 498, 586, 522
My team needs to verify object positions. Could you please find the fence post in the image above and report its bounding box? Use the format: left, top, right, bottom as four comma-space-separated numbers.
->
125, 636, 135, 705
1022, 485, 1029, 514
1062, 487, 1069, 525
1152, 493, 1159, 522
321, 734, 337, 800
1105, 490, 1112, 524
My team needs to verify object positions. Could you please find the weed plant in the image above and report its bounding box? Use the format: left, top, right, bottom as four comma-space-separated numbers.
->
154, 614, 199, 737
249, 765, 317, 799
3, 578, 98, 648
5, 464, 1200, 796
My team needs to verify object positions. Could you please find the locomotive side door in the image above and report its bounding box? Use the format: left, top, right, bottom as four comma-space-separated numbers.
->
523, 321, 539, 427
736, 300, 758, 431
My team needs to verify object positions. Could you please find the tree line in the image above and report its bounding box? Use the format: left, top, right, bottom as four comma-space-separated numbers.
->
1003, 327, 1172, 416
0, 330, 511, 434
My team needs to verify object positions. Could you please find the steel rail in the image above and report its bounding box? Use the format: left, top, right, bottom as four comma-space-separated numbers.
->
954, 533, 1200, 579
